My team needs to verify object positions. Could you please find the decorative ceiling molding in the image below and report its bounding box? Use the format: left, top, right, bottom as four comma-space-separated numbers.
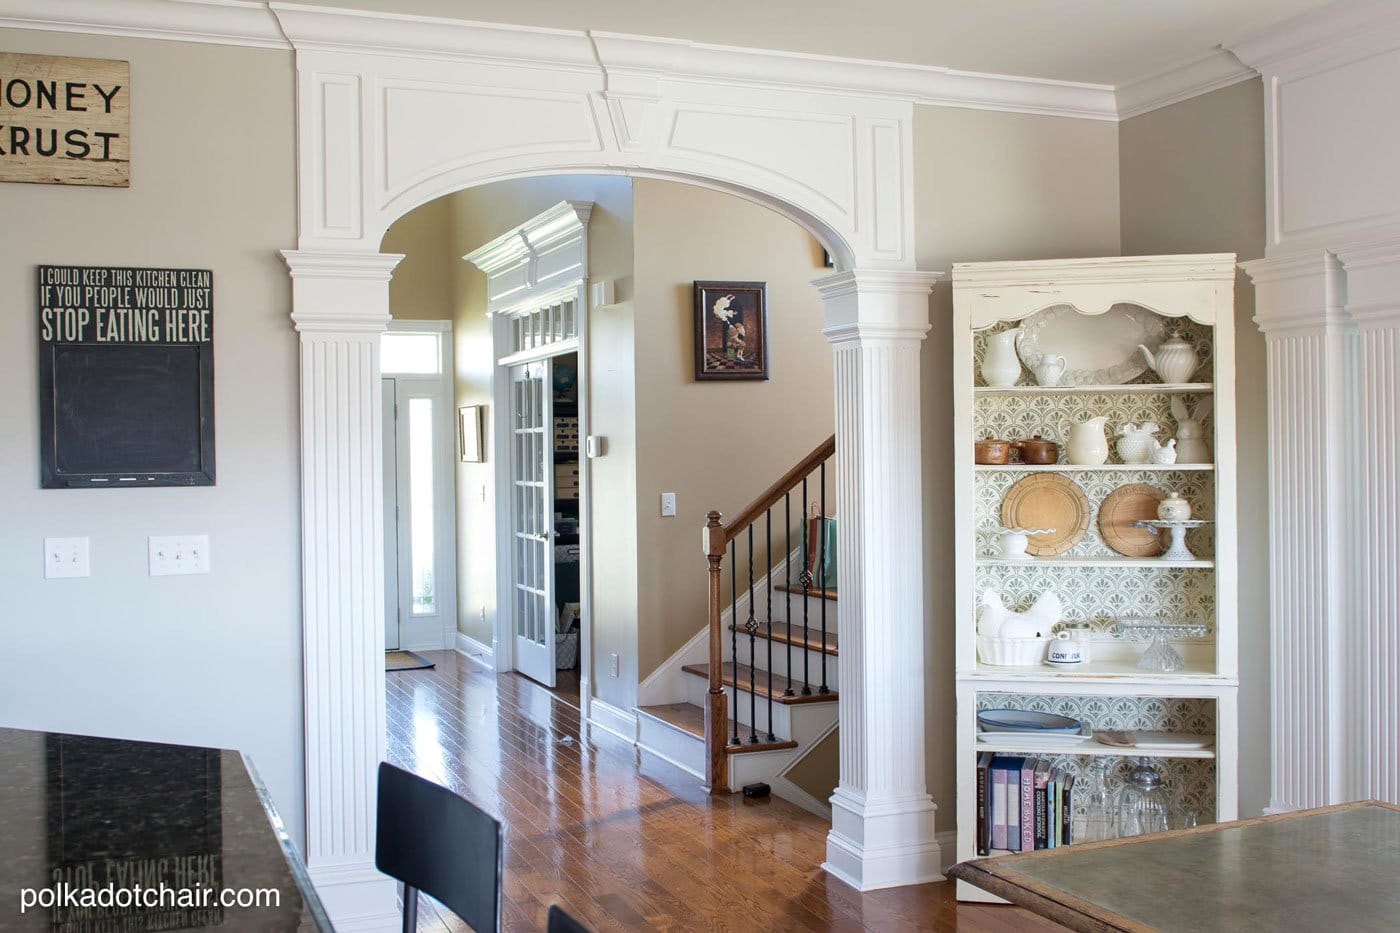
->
1227, 0, 1400, 73
461, 200, 593, 275
1115, 48, 1256, 122
0, 0, 290, 49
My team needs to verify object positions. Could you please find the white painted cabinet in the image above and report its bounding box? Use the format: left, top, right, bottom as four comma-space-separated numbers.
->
950, 255, 1239, 900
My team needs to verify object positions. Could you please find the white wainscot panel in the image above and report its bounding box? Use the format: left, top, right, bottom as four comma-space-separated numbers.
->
1278, 48, 1400, 241
667, 107, 855, 221
379, 82, 601, 201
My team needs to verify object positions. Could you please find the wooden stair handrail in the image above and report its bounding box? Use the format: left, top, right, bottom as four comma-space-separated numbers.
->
719, 434, 835, 542
702, 433, 835, 794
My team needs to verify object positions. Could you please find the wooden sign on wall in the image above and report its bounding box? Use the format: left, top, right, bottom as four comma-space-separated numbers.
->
0, 52, 129, 187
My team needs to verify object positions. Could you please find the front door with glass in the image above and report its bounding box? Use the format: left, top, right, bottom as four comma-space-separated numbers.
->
509, 360, 556, 686
382, 375, 444, 650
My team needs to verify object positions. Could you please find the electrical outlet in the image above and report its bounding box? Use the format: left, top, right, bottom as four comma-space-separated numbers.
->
44, 537, 90, 579
660, 492, 677, 517
149, 535, 211, 576
610, 653, 620, 678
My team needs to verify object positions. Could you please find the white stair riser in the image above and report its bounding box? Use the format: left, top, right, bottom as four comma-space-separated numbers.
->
680, 673, 837, 738
726, 639, 839, 692
635, 713, 705, 778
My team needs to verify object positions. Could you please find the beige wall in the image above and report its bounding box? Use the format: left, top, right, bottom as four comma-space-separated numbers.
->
1120, 78, 1269, 817
915, 104, 1123, 829
631, 179, 835, 677
383, 195, 455, 321
0, 31, 304, 842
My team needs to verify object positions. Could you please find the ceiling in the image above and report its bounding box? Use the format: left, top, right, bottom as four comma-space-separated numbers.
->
288, 0, 1337, 86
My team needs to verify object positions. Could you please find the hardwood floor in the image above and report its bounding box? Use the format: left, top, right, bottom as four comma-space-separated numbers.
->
385, 650, 1063, 932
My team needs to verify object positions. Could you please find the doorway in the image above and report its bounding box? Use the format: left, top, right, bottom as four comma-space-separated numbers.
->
381, 321, 457, 653
504, 351, 583, 700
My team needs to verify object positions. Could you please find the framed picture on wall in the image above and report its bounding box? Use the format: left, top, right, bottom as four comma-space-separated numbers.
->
459, 405, 484, 462
692, 281, 769, 381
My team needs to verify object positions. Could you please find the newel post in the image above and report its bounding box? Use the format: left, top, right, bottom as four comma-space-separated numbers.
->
816, 268, 944, 890
703, 510, 730, 793
282, 248, 404, 930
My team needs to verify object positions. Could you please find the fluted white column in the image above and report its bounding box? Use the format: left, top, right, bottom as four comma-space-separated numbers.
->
816, 269, 943, 891
283, 249, 403, 930
1243, 251, 1358, 813
1335, 239, 1400, 805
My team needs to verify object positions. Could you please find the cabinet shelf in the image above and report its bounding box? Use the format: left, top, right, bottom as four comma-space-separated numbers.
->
974, 382, 1213, 396
959, 662, 1232, 687
973, 735, 1217, 759
977, 557, 1213, 568
974, 463, 1214, 472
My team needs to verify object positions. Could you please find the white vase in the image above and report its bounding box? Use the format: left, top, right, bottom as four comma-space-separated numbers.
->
981, 328, 1023, 387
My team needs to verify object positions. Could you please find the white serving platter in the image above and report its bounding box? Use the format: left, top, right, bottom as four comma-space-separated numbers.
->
1015, 304, 1167, 386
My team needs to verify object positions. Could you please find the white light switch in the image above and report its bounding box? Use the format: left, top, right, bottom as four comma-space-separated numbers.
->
660, 492, 677, 517
44, 537, 90, 579
149, 535, 211, 576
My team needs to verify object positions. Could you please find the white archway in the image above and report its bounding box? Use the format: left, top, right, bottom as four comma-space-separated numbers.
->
273, 5, 942, 927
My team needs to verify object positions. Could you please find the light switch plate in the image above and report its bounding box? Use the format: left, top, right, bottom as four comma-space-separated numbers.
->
660, 492, 677, 517
149, 535, 211, 576
44, 537, 90, 579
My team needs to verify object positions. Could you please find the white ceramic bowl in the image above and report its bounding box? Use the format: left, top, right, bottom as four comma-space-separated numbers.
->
976, 635, 1051, 667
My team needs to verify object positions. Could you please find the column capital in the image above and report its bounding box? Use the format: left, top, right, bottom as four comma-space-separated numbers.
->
281, 249, 405, 333
815, 268, 944, 342
1337, 236, 1400, 329
1241, 250, 1349, 335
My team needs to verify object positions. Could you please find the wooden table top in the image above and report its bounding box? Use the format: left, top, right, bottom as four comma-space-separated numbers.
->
950, 800, 1400, 933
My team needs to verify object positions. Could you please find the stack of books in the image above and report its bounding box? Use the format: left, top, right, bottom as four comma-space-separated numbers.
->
975, 752, 1075, 855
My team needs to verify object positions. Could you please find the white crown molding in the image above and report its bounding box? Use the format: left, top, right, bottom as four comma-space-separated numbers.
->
461, 200, 592, 275
1115, 48, 1256, 121
0, 0, 290, 49
1227, 0, 1400, 72
951, 253, 1238, 289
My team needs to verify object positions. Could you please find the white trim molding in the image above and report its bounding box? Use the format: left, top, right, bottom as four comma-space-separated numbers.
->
587, 698, 639, 746
0, 0, 290, 48
1114, 48, 1256, 121
455, 633, 496, 671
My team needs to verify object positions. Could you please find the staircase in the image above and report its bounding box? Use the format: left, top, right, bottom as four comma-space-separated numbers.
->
635, 436, 839, 796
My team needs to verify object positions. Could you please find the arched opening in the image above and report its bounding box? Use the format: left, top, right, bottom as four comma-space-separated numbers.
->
376, 169, 843, 812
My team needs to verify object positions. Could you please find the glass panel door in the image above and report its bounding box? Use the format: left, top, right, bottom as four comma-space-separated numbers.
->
509, 360, 555, 686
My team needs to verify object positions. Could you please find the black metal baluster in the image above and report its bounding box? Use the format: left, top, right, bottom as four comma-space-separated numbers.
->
819, 459, 830, 695
783, 492, 795, 696
729, 539, 738, 746
746, 525, 758, 743
765, 508, 775, 741
800, 475, 812, 695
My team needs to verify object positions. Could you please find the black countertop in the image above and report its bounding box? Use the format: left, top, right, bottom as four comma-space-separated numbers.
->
0, 726, 332, 931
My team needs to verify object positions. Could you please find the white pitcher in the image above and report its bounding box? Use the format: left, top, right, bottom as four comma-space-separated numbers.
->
981, 327, 1023, 387
1065, 415, 1110, 465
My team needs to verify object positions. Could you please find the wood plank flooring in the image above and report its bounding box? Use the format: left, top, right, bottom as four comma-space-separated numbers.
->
385, 650, 1064, 932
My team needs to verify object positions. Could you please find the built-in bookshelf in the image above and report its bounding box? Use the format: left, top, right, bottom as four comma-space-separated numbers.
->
951, 256, 1240, 901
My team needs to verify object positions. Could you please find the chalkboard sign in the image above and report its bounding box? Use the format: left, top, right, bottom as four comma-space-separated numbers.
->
38, 265, 215, 488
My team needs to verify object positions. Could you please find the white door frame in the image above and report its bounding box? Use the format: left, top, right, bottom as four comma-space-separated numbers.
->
277, 8, 942, 927
466, 203, 595, 720
382, 319, 458, 651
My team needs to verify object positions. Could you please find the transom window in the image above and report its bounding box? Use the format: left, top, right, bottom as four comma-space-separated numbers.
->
510, 299, 577, 354
381, 332, 441, 374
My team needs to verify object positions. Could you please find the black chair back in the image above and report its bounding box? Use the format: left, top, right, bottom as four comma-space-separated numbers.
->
547, 904, 591, 933
376, 762, 502, 933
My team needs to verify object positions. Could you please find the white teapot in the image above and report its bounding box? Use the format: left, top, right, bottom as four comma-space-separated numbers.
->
1138, 332, 1198, 384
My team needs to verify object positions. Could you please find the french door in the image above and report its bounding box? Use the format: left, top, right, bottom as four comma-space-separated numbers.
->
509, 360, 556, 686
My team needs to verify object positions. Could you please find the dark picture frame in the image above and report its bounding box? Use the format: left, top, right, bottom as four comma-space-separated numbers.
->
692, 280, 769, 381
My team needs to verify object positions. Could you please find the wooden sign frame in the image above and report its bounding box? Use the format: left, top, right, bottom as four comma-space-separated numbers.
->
37, 265, 215, 488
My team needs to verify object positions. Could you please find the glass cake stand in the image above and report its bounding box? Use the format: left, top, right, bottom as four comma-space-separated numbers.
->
1115, 617, 1210, 672
1131, 519, 1212, 561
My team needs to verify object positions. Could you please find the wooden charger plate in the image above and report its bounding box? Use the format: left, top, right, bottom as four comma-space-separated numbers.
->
1000, 474, 1090, 556
1099, 483, 1166, 557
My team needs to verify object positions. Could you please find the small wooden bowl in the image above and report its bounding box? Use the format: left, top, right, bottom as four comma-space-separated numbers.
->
975, 438, 1011, 464
1012, 435, 1060, 465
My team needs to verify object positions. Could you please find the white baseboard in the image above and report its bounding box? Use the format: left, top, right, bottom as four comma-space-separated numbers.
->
454, 632, 495, 670
936, 830, 960, 873
588, 697, 638, 744
307, 863, 400, 932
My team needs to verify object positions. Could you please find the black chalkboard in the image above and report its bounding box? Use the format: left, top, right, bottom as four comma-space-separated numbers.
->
38, 265, 215, 488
